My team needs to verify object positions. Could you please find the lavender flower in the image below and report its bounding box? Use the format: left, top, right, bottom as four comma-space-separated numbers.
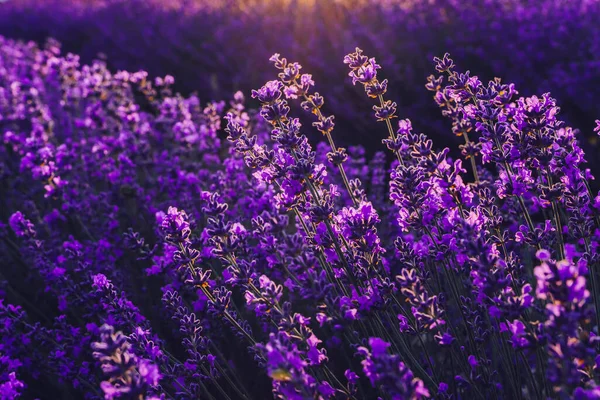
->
358, 337, 430, 399
8, 212, 35, 239
91, 324, 161, 399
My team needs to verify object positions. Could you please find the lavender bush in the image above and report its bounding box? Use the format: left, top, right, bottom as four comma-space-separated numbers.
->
1, 31, 600, 400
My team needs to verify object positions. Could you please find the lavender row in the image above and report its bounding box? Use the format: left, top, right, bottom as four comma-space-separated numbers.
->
1, 0, 599, 161
1, 33, 600, 399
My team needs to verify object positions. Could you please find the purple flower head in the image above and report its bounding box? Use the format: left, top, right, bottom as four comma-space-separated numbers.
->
312, 115, 335, 135
306, 334, 328, 366
91, 324, 161, 399
260, 100, 290, 124
397, 119, 413, 136
350, 58, 381, 86
269, 53, 287, 69
433, 53, 455, 73
8, 211, 36, 238
366, 78, 388, 97
137, 358, 161, 387
258, 332, 320, 399
503, 319, 530, 349
373, 99, 397, 121
368, 337, 390, 357
92, 274, 111, 291
358, 337, 430, 399
343, 47, 369, 70
318, 381, 336, 398
0, 372, 25, 399
535, 252, 589, 306
161, 206, 191, 245
278, 62, 302, 85
251, 80, 284, 104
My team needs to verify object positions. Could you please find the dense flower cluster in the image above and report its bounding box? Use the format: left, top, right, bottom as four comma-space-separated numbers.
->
1, 30, 600, 400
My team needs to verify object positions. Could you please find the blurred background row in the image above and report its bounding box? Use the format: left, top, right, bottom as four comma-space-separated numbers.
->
1, 0, 599, 165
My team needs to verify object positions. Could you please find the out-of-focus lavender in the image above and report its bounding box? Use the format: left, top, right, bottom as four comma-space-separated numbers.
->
2, 24, 600, 400
1, 0, 600, 166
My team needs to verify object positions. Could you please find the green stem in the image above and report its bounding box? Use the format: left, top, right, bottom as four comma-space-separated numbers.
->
377, 94, 404, 166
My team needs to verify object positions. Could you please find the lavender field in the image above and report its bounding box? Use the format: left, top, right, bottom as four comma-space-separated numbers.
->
1, 0, 600, 399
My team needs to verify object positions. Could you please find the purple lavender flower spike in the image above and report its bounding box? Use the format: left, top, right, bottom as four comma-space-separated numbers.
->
358, 337, 430, 399
91, 324, 161, 399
